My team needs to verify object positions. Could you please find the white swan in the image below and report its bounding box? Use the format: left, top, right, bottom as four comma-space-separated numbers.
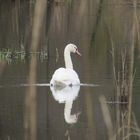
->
50, 43, 81, 86
50, 85, 81, 124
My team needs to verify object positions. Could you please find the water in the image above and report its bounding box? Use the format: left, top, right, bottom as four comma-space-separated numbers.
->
0, 58, 124, 140
0, 0, 140, 140
0, 59, 113, 140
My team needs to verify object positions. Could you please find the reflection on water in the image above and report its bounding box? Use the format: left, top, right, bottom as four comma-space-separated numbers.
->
50, 85, 80, 124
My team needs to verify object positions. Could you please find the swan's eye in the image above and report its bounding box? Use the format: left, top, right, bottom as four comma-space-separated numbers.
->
74, 47, 77, 51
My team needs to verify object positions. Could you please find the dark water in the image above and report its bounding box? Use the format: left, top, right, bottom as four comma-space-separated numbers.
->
0, 59, 113, 140
0, 1, 140, 140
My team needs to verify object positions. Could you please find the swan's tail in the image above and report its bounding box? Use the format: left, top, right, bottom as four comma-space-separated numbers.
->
51, 80, 67, 88
51, 79, 74, 87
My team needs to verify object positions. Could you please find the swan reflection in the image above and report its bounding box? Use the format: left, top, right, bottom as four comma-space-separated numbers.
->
50, 85, 81, 124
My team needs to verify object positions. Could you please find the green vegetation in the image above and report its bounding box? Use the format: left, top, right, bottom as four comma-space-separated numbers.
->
0, 49, 48, 62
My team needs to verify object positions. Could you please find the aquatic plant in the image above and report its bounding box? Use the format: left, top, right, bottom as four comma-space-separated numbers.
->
0, 49, 48, 63
99, 96, 140, 140
100, 1, 140, 140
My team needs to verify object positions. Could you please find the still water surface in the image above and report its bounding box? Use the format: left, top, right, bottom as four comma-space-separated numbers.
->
0, 59, 112, 140
0, 53, 139, 140
0, 1, 140, 140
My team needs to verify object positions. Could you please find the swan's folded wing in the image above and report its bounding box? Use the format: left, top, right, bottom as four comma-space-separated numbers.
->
50, 68, 80, 86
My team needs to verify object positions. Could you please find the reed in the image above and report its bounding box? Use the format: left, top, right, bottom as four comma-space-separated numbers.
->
99, 96, 113, 140
24, 0, 47, 140
100, 1, 140, 139
99, 95, 140, 140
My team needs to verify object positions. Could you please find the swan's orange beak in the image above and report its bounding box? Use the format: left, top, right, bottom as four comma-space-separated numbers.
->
76, 50, 82, 56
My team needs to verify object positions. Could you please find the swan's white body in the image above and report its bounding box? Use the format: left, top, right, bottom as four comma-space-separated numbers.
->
50, 68, 80, 86
50, 44, 81, 86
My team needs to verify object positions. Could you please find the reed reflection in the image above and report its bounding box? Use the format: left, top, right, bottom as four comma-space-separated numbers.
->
50, 85, 81, 124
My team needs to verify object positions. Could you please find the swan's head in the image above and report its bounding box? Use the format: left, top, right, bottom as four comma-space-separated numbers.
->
65, 44, 81, 56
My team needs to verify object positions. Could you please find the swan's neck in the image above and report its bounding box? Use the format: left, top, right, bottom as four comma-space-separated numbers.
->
64, 100, 77, 124
64, 49, 73, 69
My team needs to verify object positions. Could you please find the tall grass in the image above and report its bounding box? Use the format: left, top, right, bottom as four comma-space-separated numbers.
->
100, 95, 140, 140
99, 1, 140, 140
